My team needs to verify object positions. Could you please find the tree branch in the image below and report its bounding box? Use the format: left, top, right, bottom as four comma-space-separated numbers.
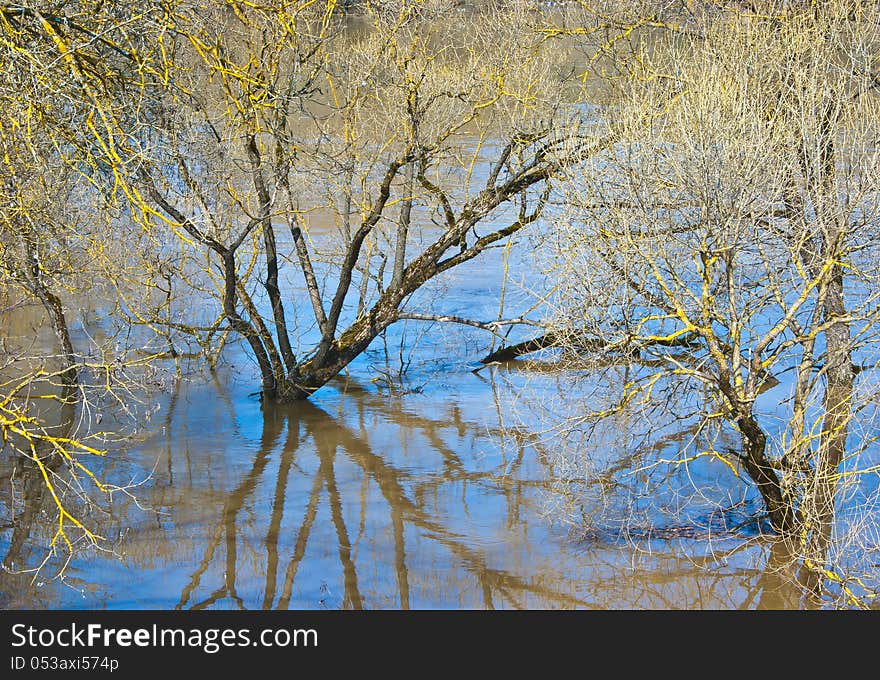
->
314, 157, 404, 363
395, 312, 542, 333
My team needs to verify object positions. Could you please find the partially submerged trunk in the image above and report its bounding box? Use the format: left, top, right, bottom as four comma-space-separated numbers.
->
737, 415, 797, 535
154, 129, 586, 403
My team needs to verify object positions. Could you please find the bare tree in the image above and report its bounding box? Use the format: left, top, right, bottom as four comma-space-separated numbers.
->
128, 0, 596, 400
536, 0, 880, 605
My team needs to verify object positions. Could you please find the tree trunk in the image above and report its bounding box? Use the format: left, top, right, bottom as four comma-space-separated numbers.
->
737, 415, 796, 535
23, 234, 77, 389
800, 265, 853, 593
799, 107, 853, 592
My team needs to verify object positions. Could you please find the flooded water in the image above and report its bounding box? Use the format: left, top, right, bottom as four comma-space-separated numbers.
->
0, 362, 805, 610
0, 167, 837, 610
0, 251, 808, 610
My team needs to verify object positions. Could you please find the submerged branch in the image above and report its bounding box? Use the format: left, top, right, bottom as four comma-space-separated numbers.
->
395, 312, 542, 333
479, 329, 703, 363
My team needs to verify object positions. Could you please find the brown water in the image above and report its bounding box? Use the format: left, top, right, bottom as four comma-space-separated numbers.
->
0, 215, 816, 610
0, 331, 805, 609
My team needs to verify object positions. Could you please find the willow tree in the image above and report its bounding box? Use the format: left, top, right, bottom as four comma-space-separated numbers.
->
127, 0, 598, 400
0, 0, 612, 571
541, 1, 880, 605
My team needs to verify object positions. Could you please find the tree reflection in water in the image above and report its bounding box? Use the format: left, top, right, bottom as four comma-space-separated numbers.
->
1, 371, 812, 609
173, 378, 593, 610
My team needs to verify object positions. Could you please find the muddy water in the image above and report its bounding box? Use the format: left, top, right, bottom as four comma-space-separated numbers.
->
0, 365, 803, 610
0, 297, 804, 610
0, 7, 833, 610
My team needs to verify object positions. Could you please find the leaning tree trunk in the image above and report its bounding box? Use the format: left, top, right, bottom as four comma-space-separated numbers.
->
737, 414, 797, 535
